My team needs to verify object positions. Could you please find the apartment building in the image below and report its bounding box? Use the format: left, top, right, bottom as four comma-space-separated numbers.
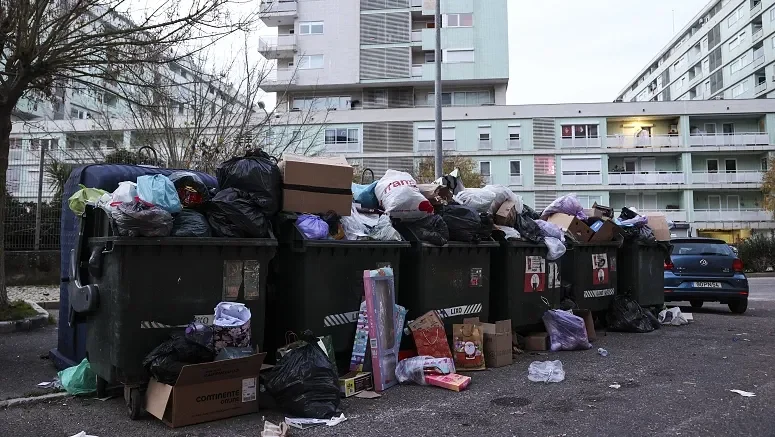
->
616, 0, 775, 103
258, 0, 509, 111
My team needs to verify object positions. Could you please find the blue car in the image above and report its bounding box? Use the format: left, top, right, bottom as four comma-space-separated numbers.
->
664, 238, 749, 314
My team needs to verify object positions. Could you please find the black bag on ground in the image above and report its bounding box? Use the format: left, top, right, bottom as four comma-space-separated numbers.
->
142, 335, 216, 385
440, 205, 491, 243
264, 341, 340, 419
171, 210, 212, 237
515, 212, 542, 244
606, 296, 660, 333
216, 150, 281, 215
207, 188, 269, 238
407, 214, 450, 246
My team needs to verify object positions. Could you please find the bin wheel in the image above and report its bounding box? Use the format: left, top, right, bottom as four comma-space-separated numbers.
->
127, 387, 143, 420
96, 376, 108, 398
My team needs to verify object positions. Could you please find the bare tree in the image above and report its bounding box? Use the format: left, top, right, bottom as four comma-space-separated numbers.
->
0, 0, 256, 307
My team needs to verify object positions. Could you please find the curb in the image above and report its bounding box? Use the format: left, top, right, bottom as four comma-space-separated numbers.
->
0, 392, 70, 408
0, 301, 50, 334
37, 301, 60, 310
747, 273, 775, 278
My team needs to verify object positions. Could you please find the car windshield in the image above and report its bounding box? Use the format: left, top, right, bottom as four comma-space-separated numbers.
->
672, 242, 734, 257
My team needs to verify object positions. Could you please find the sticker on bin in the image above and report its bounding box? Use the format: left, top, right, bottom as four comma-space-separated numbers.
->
583, 288, 615, 298
547, 262, 560, 290
470, 268, 483, 287
323, 311, 360, 327
610, 255, 617, 272
591, 253, 609, 286
525, 256, 546, 293
223, 260, 261, 301
140, 314, 214, 329
436, 303, 483, 319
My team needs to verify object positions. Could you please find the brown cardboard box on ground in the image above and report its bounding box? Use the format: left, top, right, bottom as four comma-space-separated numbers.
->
644, 213, 671, 241
279, 154, 353, 216
546, 213, 593, 242
524, 332, 550, 351
495, 199, 518, 226
464, 318, 513, 368
572, 309, 597, 342
590, 220, 623, 243
145, 353, 266, 428
339, 372, 374, 398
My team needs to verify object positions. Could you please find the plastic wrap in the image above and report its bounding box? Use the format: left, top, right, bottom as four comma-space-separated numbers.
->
407, 215, 450, 246
527, 360, 565, 383
112, 201, 174, 237
440, 205, 492, 243
137, 174, 182, 214
541, 310, 592, 352
515, 212, 542, 244
494, 225, 521, 241
483, 185, 523, 215
536, 219, 565, 241
297, 214, 329, 240
395, 356, 456, 385
544, 237, 566, 261
143, 335, 216, 385
540, 194, 587, 220
376, 169, 434, 221
452, 188, 497, 213
368, 214, 403, 241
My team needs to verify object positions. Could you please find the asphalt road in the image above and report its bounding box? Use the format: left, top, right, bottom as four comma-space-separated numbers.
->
2, 278, 775, 437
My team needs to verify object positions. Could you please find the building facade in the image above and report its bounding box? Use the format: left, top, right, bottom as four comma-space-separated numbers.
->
258, 0, 510, 111
616, 0, 775, 103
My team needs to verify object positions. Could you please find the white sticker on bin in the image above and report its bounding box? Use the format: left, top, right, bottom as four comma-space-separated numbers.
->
436, 304, 483, 319
140, 314, 214, 329
323, 311, 360, 327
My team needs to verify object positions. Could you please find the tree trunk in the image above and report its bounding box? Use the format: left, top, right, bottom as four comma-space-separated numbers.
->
0, 109, 11, 308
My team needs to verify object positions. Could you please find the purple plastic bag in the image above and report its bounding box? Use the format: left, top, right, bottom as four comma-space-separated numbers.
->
297, 214, 329, 240
542, 310, 592, 352
535, 220, 564, 241
540, 194, 588, 220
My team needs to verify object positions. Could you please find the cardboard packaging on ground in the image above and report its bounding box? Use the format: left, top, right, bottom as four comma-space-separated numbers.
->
145, 353, 266, 428
339, 372, 374, 397
644, 213, 671, 241
572, 309, 597, 342
278, 154, 353, 216
465, 318, 513, 368
524, 332, 550, 351
546, 213, 593, 242
425, 373, 472, 392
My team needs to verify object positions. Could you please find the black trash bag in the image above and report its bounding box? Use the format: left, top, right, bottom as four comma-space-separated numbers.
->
522, 204, 541, 220
515, 213, 542, 244
407, 214, 450, 246
440, 205, 491, 243
112, 200, 173, 237
168, 171, 211, 207
216, 150, 282, 215
606, 296, 661, 333
171, 210, 212, 237
207, 188, 269, 238
142, 335, 216, 385
264, 341, 341, 419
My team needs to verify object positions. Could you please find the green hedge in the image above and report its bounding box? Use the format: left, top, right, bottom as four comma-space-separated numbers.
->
737, 235, 775, 272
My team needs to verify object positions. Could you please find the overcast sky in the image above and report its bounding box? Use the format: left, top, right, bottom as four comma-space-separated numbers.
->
506, 0, 710, 104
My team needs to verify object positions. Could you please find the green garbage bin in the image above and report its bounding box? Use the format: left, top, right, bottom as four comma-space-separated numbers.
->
562, 241, 620, 312
617, 240, 670, 308
490, 239, 563, 332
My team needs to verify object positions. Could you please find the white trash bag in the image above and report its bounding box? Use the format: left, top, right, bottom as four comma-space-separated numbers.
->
375, 170, 433, 221
453, 188, 497, 213
483, 185, 523, 215
658, 307, 689, 326
528, 360, 565, 383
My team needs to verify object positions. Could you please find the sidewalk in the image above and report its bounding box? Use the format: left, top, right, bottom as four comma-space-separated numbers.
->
8, 286, 60, 309
0, 311, 60, 400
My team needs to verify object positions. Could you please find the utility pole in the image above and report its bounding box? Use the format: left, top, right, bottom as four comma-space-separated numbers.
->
433, 0, 443, 178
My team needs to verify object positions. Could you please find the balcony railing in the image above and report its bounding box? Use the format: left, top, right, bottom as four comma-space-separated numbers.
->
478, 139, 492, 150
509, 175, 523, 186
691, 171, 764, 184
561, 172, 602, 185
417, 140, 456, 151
637, 209, 688, 222
411, 30, 422, 42
605, 134, 681, 149
752, 28, 764, 41
411, 64, 423, 77
750, 2, 762, 16
689, 132, 770, 146
411, 0, 422, 6
260, 0, 297, 14
755, 81, 768, 94
608, 171, 685, 185
753, 54, 765, 68
560, 137, 601, 148
257, 35, 297, 58
508, 139, 522, 150
694, 209, 772, 222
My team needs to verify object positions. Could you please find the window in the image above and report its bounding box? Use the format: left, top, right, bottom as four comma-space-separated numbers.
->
324, 128, 360, 152
673, 56, 686, 71
725, 159, 737, 172
534, 155, 556, 176
702, 58, 710, 74
479, 161, 491, 178
509, 160, 521, 176
298, 55, 324, 69
293, 96, 350, 111
728, 7, 744, 27
722, 123, 734, 134
561, 124, 599, 139
772, 7, 775, 21
428, 91, 491, 106
729, 36, 740, 50
443, 49, 474, 63
478, 127, 491, 149
444, 13, 473, 27
707, 159, 719, 172
424, 52, 435, 63
729, 57, 743, 74
417, 126, 456, 150
762, 157, 769, 171
508, 126, 521, 141
704, 123, 717, 134
299, 21, 323, 35
731, 80, 750, 97
623, 159, 636, 173
561, 157, 602, 185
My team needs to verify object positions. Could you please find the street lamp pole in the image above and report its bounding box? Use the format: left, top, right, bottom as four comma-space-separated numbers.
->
433, 0, 443, 178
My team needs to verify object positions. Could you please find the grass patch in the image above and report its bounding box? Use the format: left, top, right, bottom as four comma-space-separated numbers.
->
0, 300, 39, 322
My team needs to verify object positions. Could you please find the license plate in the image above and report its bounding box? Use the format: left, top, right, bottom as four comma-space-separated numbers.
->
694, 282, 722, 288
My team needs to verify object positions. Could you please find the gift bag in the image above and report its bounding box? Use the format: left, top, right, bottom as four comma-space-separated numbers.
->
408, 311, 452, 359
452, 322, 486, 371
213, 302, 252, 353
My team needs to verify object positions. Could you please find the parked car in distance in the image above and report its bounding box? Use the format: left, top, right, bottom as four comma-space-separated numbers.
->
664, 238, 749, 314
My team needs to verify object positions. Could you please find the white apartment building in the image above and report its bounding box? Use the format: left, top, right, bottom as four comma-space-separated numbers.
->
617, 0, 775, 103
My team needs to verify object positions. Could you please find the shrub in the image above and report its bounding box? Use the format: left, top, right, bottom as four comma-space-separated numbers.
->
737, 235, 775, 272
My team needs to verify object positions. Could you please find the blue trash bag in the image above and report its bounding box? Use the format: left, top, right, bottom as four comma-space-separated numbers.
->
297, 214, 329, 240
352, 182, 379, 209
137, 174, 182, 214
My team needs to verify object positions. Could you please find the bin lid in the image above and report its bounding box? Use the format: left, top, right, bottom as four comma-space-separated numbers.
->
88, 236, 278, 247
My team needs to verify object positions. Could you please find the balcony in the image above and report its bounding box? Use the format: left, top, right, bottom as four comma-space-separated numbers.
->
411, 64, 423, 77
411, 30, 422, 42
752, 28, 764, 42
509, 175, 523, 186
411, 0, 422, 6
754, 81, 768, 95
508, 139, 522, 150
750, 2, 762, 16
638, 209, 688, 222
608, 171, 685, 185
260, 69, 298, 92
258, 35, 297, 59
694, 209, 772, 222
605, 134, 681, 149
691, 171, 764, 184
478, 139, 492, 150
417, 140, 456, 152
752, 54, 765, 69
259, 0, 297, 26
561, 172, 603, 185
688, 132, 770, 147
560, 137, 601, 148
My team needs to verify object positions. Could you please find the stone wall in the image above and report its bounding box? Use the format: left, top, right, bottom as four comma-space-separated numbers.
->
5, 251, 59, 286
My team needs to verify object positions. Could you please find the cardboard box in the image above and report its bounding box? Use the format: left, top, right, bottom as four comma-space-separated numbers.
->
494, 199, 518, 226
644, 213, 671, 241
339, 372, 374, 398
524, 332, 550, 351
572, 309, 597, 342
145, 353, 266, 428
465, 318, 513, 368
589, 220, 623, 243
591, 202, 614, 219
426, 373, 471, 392
546, 213, 593, 242
279, 154, 353, 216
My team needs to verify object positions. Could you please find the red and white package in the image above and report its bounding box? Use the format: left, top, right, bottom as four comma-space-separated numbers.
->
375, 170, 433, 221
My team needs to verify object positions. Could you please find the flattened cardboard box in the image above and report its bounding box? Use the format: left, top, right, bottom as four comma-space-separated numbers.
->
494, 199, 518, 227
589, 220, 623, 243
546, 213, 593, 243
279, 154, 353, 216
644, 213, 670, 241
572, 309, 597, 342
145, 353, 266, 428
464, 318, 513, 368
339, 372, 374, 397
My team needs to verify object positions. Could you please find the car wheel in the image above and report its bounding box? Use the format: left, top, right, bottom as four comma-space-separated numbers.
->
690, 300, 704, 309
728, 299, 748, 314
